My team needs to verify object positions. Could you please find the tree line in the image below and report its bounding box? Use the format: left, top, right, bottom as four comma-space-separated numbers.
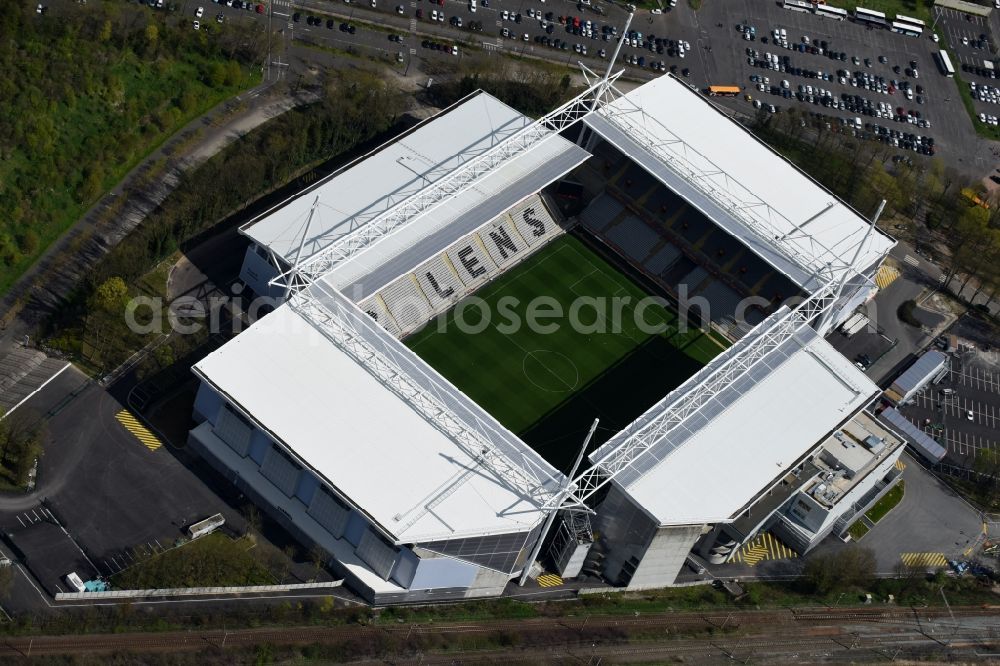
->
754, 108, 1000, 312
45, 69, 407, 373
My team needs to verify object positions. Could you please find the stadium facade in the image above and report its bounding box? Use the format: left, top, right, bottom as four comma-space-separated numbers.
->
190, 74, 907, 603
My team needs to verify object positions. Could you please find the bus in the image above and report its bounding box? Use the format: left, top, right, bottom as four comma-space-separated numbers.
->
936, 49, 955, 77
707, 85, 740, 97
782, 0, 813, 13
962, 187, 989, 209
815, 4, 848, 20
892, 20, 922, 37
854, 6, 889, 27
894, 14, 926, 30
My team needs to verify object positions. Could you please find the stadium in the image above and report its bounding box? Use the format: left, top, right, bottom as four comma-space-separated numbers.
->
188, 71, 908, 603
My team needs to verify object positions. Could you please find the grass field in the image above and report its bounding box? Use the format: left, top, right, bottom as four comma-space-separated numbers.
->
406, 234, 726, 469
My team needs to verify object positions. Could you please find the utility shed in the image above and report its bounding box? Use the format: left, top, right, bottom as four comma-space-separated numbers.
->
884, 350, 948, 404
879, 407, 947, 462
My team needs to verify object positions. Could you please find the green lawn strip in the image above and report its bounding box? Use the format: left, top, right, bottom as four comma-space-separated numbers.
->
110, 533, 275, 590
865, 480, 905, 524
848, 519, 871, 541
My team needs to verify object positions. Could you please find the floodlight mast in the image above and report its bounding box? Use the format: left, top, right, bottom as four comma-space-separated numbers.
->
518, 418, 599, 587
591, 10, 633, 114
816, 198, 885, 334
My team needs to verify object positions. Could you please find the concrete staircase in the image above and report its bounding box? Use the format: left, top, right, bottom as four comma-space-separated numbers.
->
0, 347, 69, 413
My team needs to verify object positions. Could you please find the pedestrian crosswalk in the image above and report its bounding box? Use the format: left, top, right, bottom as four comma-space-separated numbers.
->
271, 0, 291, 7
875, 264, 901, 289
536, 573, 563, 587
732, 532, 798, 566
115, 410, 163, 452
900, 552, 948, 569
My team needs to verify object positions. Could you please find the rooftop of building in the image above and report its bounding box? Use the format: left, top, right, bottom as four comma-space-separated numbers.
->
590, 318, 881, 527
193, 301, 564, 545
583, 74, 895, 294
805, 410, 907, 508
239, 90, 586, 280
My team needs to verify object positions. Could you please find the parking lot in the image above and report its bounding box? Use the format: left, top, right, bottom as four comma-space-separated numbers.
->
0, 367, 249, 607
933, 5, 1000, 130
696, 1, 989, 172
121, 0, 999, 175
897, 355, 1000, 464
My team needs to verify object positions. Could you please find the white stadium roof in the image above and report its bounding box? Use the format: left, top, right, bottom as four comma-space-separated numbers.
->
195, 74, 899, 554
241, 91, 587, 274
584, 74, 895, 293
194, 303, 564, 544
590, 322, 879, 526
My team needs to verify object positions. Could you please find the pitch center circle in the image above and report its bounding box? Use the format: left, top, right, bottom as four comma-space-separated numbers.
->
522, 349, 580, 393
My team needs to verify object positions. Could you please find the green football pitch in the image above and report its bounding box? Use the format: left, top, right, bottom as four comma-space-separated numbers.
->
406, 234, 727, 469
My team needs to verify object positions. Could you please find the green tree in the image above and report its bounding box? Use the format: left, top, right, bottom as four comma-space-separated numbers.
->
972, 449, 1000, 508
98, 20, 112, 43
802, 546, 876, 595
0, 411, 47, 487
94, 276, 129, 314
77, 166, 104, 203
16, 230, 39, 255
145, 24, 159, 52
944, 205, 991, 286
207, 62, 227, 89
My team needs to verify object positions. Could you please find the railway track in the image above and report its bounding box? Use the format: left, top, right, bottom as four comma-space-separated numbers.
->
0, 605, 994, 658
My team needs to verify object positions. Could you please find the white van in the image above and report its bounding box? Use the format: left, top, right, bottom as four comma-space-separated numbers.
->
64, 572, 86, 593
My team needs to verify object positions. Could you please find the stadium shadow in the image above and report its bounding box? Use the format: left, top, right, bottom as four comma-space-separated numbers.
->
519, 334, 705, 473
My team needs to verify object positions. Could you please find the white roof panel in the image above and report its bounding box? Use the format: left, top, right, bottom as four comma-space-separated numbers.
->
602, 326, 879, 525
241, 91, 568, 266
194, 304, 563, 543
585, 75, 895, 292
324, 135, 589, 299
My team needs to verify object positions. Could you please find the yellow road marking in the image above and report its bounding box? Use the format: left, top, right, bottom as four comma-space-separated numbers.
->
900, 552, 948, 569
733, 532, 798, 566
894, 459, 907, 471
536, 573, 563, 588
115, 410, 162, 452
875, 264, 901, 290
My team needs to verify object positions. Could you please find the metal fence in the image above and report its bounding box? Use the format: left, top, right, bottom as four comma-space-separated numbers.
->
54, 580, 342, 601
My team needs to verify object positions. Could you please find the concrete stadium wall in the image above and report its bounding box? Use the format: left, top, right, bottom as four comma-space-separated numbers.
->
626, 524, 704, 590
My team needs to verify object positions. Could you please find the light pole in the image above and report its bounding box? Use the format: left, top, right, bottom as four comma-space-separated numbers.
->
517, 418, 599, 586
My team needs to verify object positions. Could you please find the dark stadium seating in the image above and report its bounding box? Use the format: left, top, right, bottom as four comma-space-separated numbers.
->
572, 139, 809, 341
606, 215, 660, 264
643, 244, 682, 276
580, 194, 625, 233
